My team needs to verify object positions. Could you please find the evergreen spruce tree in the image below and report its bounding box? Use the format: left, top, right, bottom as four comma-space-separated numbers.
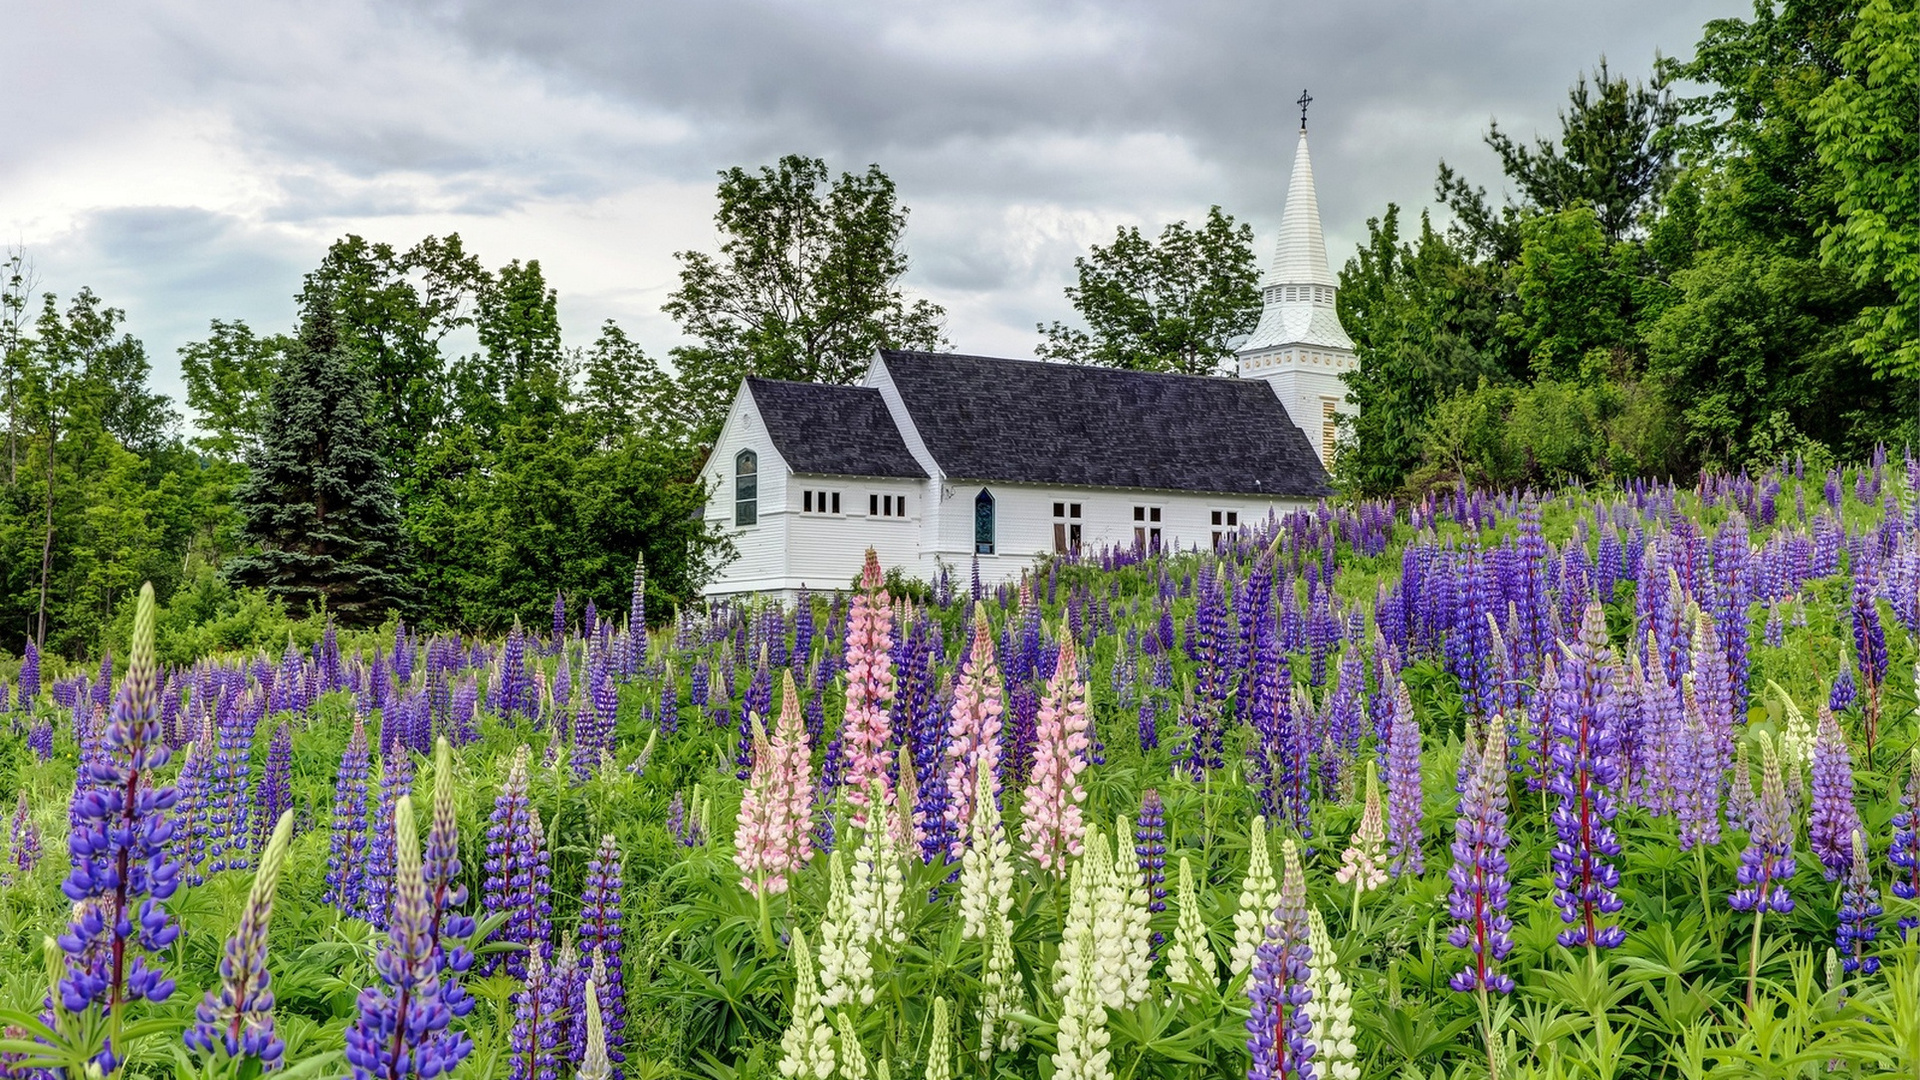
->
226, 287, 415, 624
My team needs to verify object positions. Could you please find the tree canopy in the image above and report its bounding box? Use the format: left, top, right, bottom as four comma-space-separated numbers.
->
1336, 8, 1918, 495
1037, 206, 1261, 375
664, 154, 948, 434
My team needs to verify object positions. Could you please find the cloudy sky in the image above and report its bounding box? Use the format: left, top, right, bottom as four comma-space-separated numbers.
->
4, 0, 1748, 406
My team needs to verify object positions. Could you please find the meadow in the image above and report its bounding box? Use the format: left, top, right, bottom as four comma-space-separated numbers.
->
5, 456, 1920, 1080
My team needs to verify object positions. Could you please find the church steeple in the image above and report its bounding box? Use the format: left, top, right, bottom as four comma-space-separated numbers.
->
1237, 106, 1357, 468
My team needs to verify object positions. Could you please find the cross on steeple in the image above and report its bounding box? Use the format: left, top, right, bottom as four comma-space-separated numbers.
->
1297, 89, 1312, 131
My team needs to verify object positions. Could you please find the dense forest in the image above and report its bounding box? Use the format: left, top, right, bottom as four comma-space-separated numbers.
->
0, 0, 1909, 657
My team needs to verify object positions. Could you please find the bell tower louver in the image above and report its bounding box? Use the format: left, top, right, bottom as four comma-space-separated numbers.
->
1236, 103, 1356, 468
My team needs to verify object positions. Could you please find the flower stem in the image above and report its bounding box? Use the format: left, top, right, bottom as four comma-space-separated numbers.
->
757, 875, 774, 952
1478, 985, 1499, 1080
1746, 909, 1764, 1010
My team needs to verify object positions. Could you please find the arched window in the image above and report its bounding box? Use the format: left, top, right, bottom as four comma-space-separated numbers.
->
974, 489, 995, 555
734, 450, 758, 526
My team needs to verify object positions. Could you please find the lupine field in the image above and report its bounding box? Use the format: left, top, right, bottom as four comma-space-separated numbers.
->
12, 457, 1920, 1079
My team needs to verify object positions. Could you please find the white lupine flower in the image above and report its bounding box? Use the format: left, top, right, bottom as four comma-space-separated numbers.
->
580, 978, 612, 1080
851, 780, 906, 950
924, 997, 953, 1080
1165, 856, 1217, 992
778, 930, 836, 1080
1051, 863, 1114, 1080
1307, 911, 1358, 1080
834, 1011, 869, 1080
1230, 816, 1283, 978
1084, 829, 1132, 1010
1112, 814, 1154, 1005
1771, 679, 1815, 779
978, 911, 1026, 1060
818, 851, 873, 1008
959, 760, 1014, 940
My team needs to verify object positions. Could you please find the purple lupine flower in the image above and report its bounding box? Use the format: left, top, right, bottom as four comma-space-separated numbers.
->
1733, 731, 1797, 1007
1191, 566, 1234, 725
1852, 573, 1889, 762
345, 798, 466, 1080
57, 583, 180, 1072
185, 811, 294, 1068
657, 669, 679, 737
735, 656, 771, 780
1321, 648, 1363, 799
1837, 831, 1882, 975
1830, 665, 1857, 714
18, 638, 38, 711
449, 679, 479, 746
1892, 750, 1920, 937
666, 793, 687, 846
364, 752, 417, 928
1136, 788, 1168, 917
510, 948, 558, 1080
1385, 684, 1424, 878
1447, 715, 1516, 994
252, 723, 293, 855
8, 791, 40, 880
483, 747, 551, 977
792, 589, 815, 668
207, 692, 255, 874
1137, 697, 1158, 752
1517, 499, 1552, 686
26, 719, 52, 761
552, 592, 568, 652
1247, 566, 1292, 823
1710, 513, 1752, 725
1245, 842, 1314, 1080
629, 551, 648, 674
1549, 603, 1626, 950
579, 834, 626, 1080
411, 747, 471, 1059
1731, 734, 1796, 914
326, 718, 373, 915
1673, 678, 1722, 849
1809, 705, 1862, 880
546, 941, 580, 1076
173, 727, 216, 888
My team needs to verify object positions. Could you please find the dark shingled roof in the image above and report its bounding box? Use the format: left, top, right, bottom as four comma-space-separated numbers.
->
878, 350, 1332, 497
745, 378, 927, 479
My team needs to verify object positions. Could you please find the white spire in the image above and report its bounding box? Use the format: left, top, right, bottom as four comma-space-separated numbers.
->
1240, 127, 1351, 354
1263, 130, 1337, 290
1237, 113, 1359, 470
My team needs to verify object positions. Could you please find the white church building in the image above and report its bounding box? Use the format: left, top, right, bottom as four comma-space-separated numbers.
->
699, 121, 1357, 599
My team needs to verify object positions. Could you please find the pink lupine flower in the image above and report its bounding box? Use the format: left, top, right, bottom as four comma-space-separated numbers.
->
944, 606, 1006, 857
735, 672, 815, 895
1021, 635, 1090, 875
843, 550, 897, 822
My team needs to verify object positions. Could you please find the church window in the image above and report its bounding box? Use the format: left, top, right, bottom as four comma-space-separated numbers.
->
1211, 509, 1240, 548
975, 489, 996, 554
1132, 505, 1161, 550
1321, 399, 1339, 462
802, 490, 839, 515
734, 450, 757, 526
1052, 501, 1082, 554
868, 493, 907, 518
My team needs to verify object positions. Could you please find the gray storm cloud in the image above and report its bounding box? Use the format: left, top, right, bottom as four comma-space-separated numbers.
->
1, 0, 1746, 401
